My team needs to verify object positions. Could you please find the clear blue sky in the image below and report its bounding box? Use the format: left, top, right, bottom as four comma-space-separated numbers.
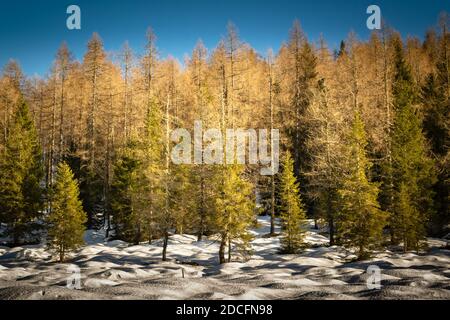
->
1, 0, 449, 76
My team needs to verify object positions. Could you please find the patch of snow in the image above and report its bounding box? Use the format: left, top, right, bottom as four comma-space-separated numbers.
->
0, 216, 448, 300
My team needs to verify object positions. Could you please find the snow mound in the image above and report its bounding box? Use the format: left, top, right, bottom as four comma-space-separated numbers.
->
0, 216, 449, 300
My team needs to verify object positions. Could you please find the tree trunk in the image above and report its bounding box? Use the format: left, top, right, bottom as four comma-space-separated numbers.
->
134, 223, 141, 246
198, 174, 205, 241
12, 223, 19, 246
269, 55, 276, 237
329, 216, 335, 246
228, 238, 232, 263
162, 231, 169, 261
59, 74, 65, 161
197, 218, 204, 242
314, 217, 319, 230
59, 244, 65, 263
48, 82, 57, 187
270, 175, 276, 235
219, 234, 227, 264
148, 231, 152, 245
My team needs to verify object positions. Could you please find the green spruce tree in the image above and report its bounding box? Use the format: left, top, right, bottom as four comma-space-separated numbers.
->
421, 23, 449, 236
215, 165, 255, 264
395, 183, 424, 252
47, 162, 87, 262
389, 39, 436, 250
110, 139, 142, 243
338, 112, 387, 260
283, 22, 318, 216
0, 100, 44, 245
139, 100, 165, 243
278, 151, 307, 254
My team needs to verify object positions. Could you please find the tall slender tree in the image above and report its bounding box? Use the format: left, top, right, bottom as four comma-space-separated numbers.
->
279, 20, 318, 215
278, 151, 307, 253
81, 33, 108, 228
306, 79, 345, 245
215, 165, 255, 264
389, 39, 436, 250
338, 112, 387, 259
0, 100, 44, 244
111, 138, 142, 243
55, 43, 74, 162
421, 18, 450, 236
139, 99, 165, 244
47, 162, 87, 262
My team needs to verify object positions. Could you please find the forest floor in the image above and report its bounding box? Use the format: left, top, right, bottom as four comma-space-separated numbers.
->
0, 217, 449, 300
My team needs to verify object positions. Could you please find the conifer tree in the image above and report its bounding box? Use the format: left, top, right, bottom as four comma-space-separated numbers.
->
336, 40, 347, 58
170, 164, 195, 235
395, 183, 424, 252
389, 40, 436, 250
81, 33, 108, 228
110, 139, 142, 243
138, 99, 165, 243
421, 21, 449, 236
0, 100, 44, 245
3, 18, 450, 263
189, 164, 217, 240
281, 21, 317, 212
0, 60, 23, 152
338, 112, 387, 259
306, 80, 345, 245
111, 102, 166, 245
215, 165, 255, 264
278, 151, 307, 253
187, 41, 216, 241
47, 162, 87, 262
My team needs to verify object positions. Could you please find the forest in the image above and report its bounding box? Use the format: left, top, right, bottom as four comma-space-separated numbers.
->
0, 15, 448, 266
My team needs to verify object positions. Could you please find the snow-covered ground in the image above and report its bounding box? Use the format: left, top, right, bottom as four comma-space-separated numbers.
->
0, 217, 448, 300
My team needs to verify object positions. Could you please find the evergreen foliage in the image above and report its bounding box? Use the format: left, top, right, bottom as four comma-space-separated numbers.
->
338, 112, 387, 259
47, 162, 87, 262
215, 165, 255, 264
389, 40, 437, 250
278, 151, 307, 253
0, 100, 44, 244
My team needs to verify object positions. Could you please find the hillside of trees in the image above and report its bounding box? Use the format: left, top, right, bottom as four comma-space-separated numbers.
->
0, 16, 448, 263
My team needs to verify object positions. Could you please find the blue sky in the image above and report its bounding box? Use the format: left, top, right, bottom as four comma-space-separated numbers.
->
0, 0, 449, 76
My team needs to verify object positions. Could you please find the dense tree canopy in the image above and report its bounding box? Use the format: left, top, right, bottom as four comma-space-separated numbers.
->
0, 15, 448, 262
